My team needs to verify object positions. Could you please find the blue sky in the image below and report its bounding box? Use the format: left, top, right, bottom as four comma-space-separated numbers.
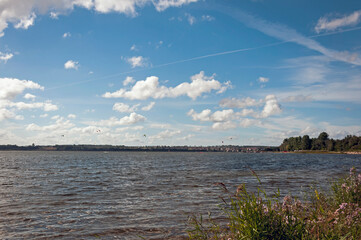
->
1, 0, 361, 146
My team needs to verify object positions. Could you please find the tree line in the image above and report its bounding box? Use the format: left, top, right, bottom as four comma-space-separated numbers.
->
279, 132, 361, 152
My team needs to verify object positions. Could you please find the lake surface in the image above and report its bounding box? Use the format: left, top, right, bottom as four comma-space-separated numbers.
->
0, 151, 360, 239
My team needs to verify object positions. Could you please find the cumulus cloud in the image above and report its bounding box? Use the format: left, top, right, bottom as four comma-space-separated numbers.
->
0, 52, 13, 63
0, 0, 198, 36
141, 102, 155, 111
315, 10, 361, 33
212, 121, 237, 130
64, 60, 79, 70
123, 76, 135, 86
0, 77, 58, 121
88, 112, 146, 126
258, 76, 269, 83
187, 109, 211, 121
103, 71, 230, 100
219, 97, 261, 108
112, 102, 139, 113
68, 114, 76, 119
7, 101, 58, 111
24, 93, 36, 100
126, 56, 147, 68
115, 125, 144, 132
149, 129, 181, 140
14, 12, 36, 29
0, 77, 43, 100
188, 109, 236, 122
0, 108, 16, 121
259, 95, 282, 118
188, 95, 282, 131
239, 118, 262, 128
26, 117, 74, 131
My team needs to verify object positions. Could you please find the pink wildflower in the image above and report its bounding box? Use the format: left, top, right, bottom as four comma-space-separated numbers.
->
339, 203, 348, 209
350, 167, 356, 176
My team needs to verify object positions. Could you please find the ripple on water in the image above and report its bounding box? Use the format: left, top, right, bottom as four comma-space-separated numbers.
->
0, 151, 360, 239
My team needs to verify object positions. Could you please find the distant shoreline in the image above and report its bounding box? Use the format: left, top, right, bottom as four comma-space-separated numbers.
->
1, 144, 360, 154
0, 144, 277, 153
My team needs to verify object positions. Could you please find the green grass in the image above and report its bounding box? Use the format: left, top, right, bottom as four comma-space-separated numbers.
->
187, 168, 361, 240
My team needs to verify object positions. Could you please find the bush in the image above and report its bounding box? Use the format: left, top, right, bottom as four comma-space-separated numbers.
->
187, 168, 361, 240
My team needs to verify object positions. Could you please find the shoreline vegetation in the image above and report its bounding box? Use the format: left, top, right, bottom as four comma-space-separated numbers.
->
1, 132, 360, 153
187, 168, 361, 239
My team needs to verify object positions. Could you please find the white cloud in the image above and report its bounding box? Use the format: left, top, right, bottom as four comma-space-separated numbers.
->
188, 95, 282, 131
149, 123, 172, 129
126, 56, 147, 68
188, 109, 235, 122
115, 125, 144, 132
258, 77, 269, 83
185, 13, 196, 25
0, 78, 59, 121
237, 108, 255, 117
112, 102, 139, 113
88, 112, 146, 126
130, 44, 137, 51
40, 113, 48, 118
315, 10, 361, 33
14, 12, 36, 29
0, 108, 16, 121
239, 118, 262, 128
7, 101, 58, 111
224, 7, 361, 66
24, 93, 36, 100
123, 76, 135, 86
282, 94, 313, 103
187, 109, 211, 121
103, 71, 230, 100
219, 97, 261, 108
219, 95, 282, 118
259, 95, 282, 118
68, 114, 76, 119
141, 102, 155, 111
0, 77, 43, 100
149, 129, 181, 140
26, 117, 74, 131
64, 60, 79, 70
154, 0, 198, 11
212, 121, 237, 130
63, 32, 71, 38
0, 0, 198, 37
0, 52, 13, 63
211, 109, 235, 122
201, 15, 215, 22
50, 12, 59, 19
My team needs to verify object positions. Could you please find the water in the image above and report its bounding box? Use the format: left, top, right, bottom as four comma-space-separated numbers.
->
0, 151, 360, 239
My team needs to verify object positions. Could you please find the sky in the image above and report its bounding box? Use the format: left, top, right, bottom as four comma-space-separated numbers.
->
1, 0, 361, 146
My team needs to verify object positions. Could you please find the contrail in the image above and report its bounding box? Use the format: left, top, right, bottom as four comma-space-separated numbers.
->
46, 26, 361, 91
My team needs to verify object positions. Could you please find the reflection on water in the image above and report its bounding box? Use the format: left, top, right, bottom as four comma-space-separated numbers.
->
0, 151, 360, 239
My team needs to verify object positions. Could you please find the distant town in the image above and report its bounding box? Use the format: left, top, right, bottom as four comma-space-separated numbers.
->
2, 132, 360, 153
0, 144, 278, 153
